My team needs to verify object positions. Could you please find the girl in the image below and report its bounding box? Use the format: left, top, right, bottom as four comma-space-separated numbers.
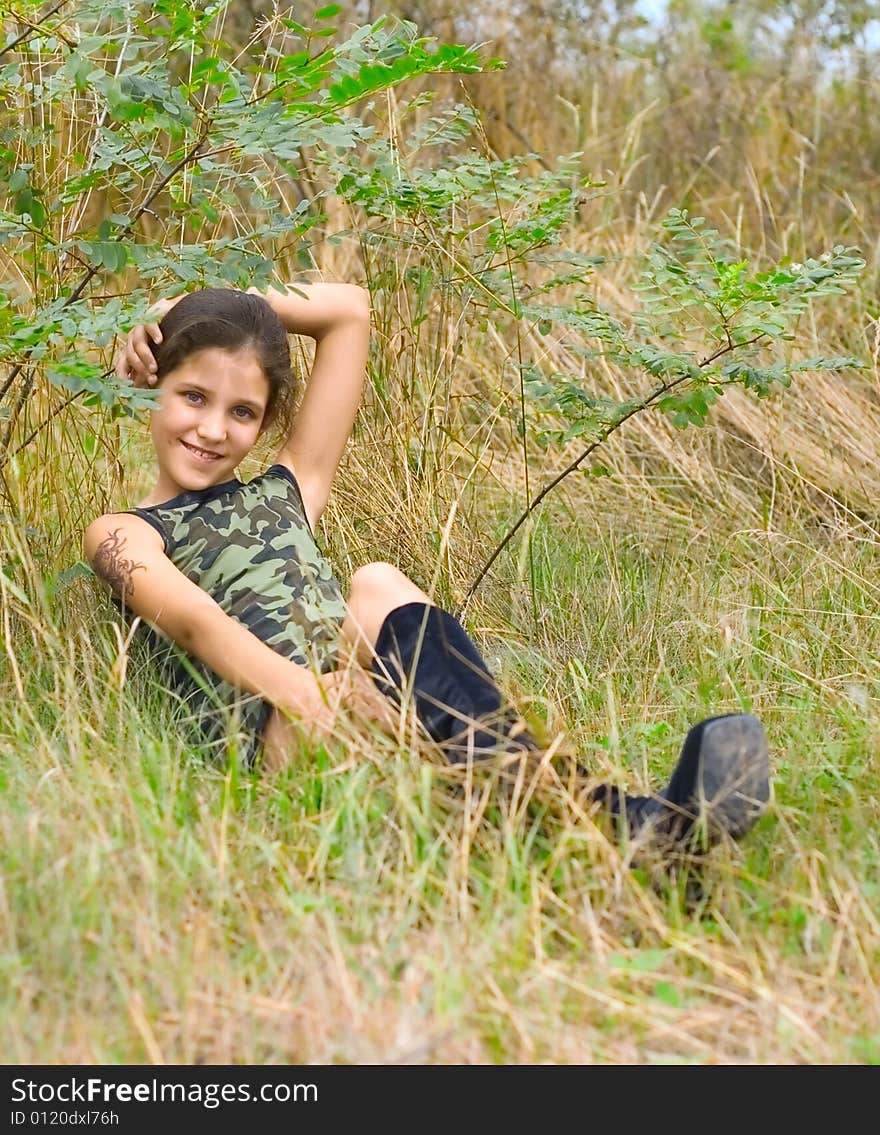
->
85, 283, 770, 852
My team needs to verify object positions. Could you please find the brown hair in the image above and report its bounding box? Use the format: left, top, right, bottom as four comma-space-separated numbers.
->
151, 289, 294, 426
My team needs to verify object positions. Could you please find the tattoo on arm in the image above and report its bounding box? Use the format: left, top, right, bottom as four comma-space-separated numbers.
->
93, 529, 144, 600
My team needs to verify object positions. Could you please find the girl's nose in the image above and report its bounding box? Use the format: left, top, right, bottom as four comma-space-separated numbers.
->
196, 412, 226, 442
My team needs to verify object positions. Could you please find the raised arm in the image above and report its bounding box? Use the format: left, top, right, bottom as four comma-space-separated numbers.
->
84, 512, 334, 733
255, 282, 370, 530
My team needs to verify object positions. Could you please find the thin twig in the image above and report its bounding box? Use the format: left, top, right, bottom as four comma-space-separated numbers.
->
0, 0, 72, 60
0, 368, 36, 453
10, 389, 85, 458
65, 123, 211, 309
0, 363, 25, 404
476, 106, 540, 631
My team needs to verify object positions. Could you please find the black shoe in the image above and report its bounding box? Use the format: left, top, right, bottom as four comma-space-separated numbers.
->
593, 713, 770, 850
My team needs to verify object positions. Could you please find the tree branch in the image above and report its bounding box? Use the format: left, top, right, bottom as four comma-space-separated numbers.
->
460, 332, 768, 610
0, 1, 73, 60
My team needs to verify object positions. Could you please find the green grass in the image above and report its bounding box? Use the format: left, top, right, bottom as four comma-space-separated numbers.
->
2, 496, 878, 1064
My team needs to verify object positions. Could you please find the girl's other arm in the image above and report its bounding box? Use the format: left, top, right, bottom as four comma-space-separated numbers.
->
257, 283, 370, 530
84, 513, 334, 732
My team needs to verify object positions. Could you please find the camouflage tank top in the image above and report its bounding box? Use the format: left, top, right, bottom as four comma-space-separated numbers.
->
126, 463, 347, 765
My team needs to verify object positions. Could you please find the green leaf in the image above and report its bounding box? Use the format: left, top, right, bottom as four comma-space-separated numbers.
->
77, 239, 128, 273
8, 168, 28, 193
652, 982, 682, 1008
609, 949, 671, 972
55, 562, 93, 589
14, 188, 45, 227
790, 356, 863, 372
657, 385, 720, 427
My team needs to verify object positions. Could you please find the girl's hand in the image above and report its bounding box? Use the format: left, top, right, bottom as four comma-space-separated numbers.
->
263, 666, 398, 772
114, 297, 180, 386
320, 667, 399, 733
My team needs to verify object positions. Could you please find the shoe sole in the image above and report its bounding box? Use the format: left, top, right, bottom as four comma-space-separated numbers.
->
695, 713, 770, 841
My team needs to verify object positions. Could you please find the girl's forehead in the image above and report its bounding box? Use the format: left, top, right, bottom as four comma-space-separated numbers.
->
182, 345, 263, 369
175, 347, 269, 388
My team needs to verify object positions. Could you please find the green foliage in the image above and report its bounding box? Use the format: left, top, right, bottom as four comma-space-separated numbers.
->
0, 0, 867, 580
317, 72, 864, 533
0, 0, 503, 467
521, 209, 864, 444
334, 139, 592, 279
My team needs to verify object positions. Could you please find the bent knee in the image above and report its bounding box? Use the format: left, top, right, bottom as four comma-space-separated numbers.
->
350, 561, 409, 594
349, 562, 429, 604
343, 562, 432, 659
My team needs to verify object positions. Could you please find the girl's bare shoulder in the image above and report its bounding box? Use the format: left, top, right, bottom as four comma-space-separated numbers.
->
84, 509, 162, 546
83, 511, 165, 583
84, 512, 208, 626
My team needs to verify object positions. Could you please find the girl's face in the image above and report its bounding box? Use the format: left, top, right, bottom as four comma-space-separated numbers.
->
149, 347, 270, 500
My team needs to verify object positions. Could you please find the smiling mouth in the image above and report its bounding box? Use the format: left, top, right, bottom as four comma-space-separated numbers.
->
181, 440, 224, 462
